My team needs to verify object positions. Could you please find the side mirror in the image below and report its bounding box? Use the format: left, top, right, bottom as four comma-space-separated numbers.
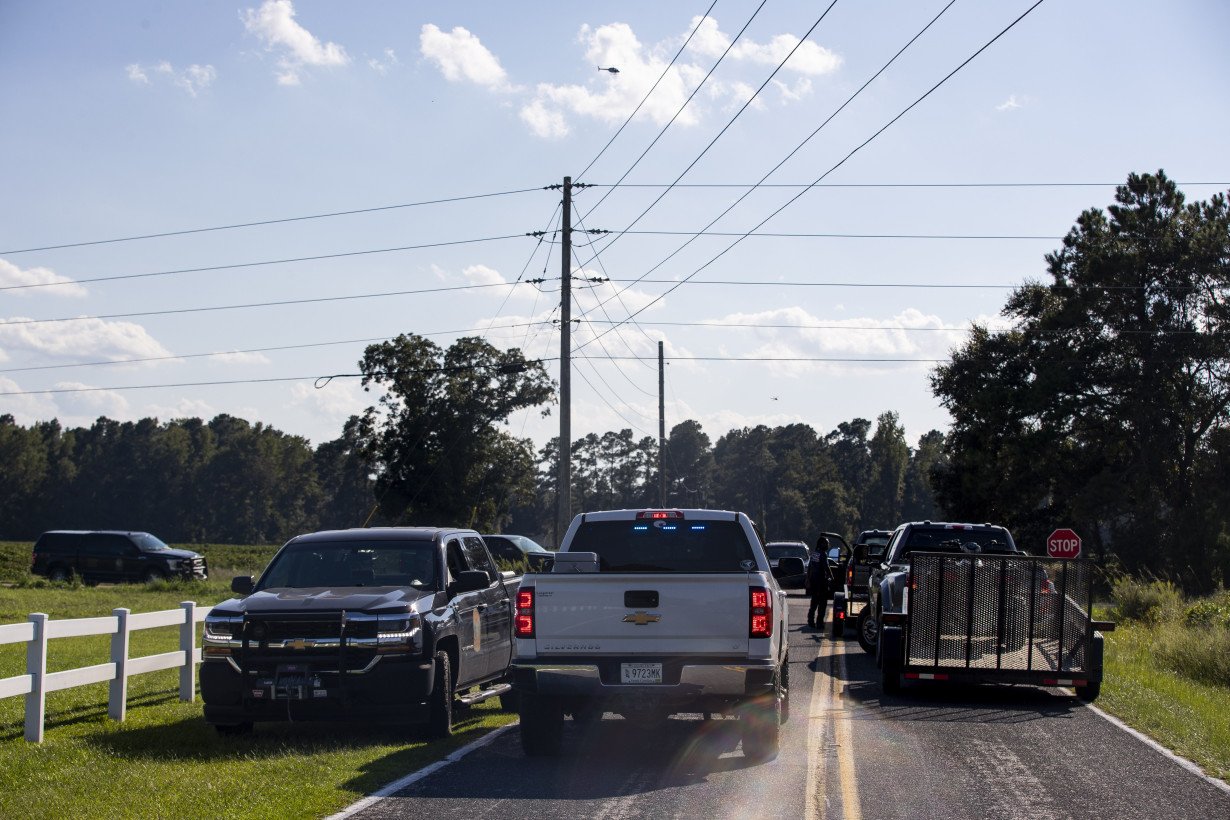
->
231, 576, 254, 595
777, 556, 806, 576
451, 570, 490, 595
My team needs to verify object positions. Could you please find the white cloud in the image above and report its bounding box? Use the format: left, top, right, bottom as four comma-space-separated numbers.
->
241, 0, 349, 86
144, 397, 220, 421
462, 264, 507, 286
0, 376, 58, 421
368, 48, 399, 74
207, 350, 272, 366
420, 24, 513, 91
0, 259, 87, 297
0, 317, 173, 362
996, 94, 1023, 111
687, 16, 842, 75
290, 380, 368, 428
52, 381, 131, 420
519, 17, 839, 139
520, 98, 569, 139
126, 61, 216, 96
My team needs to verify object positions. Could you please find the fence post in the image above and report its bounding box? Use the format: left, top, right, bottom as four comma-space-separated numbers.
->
24, 613, 48, 743
108, 608, 130, 722
179, 601, 196, 702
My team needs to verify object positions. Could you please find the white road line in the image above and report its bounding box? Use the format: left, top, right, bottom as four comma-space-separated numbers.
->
324, 723, 517, 820
1085, 703, 1230, 796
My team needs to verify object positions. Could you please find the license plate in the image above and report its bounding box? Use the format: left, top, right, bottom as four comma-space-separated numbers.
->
620, 662, 663, 684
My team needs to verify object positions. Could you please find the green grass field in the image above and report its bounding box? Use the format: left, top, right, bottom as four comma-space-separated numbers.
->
0, 567, 516, 819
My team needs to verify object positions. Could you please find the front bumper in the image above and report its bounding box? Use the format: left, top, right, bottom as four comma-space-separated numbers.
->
510, 655, 776, 710
200, 655, 434, 724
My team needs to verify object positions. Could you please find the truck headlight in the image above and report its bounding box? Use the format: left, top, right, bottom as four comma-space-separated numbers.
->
376, 613, 422, 654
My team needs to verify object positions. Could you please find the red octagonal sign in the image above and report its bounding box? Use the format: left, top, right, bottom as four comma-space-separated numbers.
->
1047, 528, 1082, 559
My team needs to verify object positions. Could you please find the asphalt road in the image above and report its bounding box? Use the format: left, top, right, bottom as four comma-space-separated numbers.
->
344, 595, 1230, 820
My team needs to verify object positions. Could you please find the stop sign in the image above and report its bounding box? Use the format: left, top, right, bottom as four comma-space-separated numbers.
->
1047, 528, 1082, 559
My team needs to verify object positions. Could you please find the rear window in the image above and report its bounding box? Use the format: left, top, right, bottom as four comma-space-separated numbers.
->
765, 544, 808, 560
569, 520, 757, 573
898, 527, 1016, 558
859, 534, 891, 547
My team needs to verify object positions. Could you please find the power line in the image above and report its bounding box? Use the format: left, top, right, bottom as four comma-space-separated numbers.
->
578, 0, 772, 220
574, 0, 720, 180
0, 234, 529, 292
617, 229, 1059, 240
573, 0, 959, 329
578, 0, 1051, 353
1, 188, 542, 255
586, 181, 1230, 189
579, 0, 842, 255
6, 281, 517, 326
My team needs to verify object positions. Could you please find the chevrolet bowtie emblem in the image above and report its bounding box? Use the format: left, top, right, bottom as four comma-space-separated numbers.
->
622, 611, 661, 625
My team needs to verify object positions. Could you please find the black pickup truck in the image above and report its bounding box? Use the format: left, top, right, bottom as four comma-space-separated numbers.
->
201, 527, 517, 737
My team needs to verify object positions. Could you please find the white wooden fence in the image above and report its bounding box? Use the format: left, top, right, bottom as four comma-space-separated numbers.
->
0, 601, 213, 743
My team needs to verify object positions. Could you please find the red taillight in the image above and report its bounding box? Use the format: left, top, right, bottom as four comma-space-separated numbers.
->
750, 588, 772, 638
846, 566, 853, 585
1040, 579, 1055, 595
515, 588, 535, 637
909, 570, 916, 591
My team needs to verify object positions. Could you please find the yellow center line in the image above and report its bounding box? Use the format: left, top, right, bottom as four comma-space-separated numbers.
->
833, 642, 862, 820
805, 608, 862, 820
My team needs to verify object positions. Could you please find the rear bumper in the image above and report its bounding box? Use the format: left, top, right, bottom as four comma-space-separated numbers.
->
510, 655, 776, 707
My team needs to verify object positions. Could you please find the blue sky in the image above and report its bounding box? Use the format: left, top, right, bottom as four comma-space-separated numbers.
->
2, 0, 1227, 451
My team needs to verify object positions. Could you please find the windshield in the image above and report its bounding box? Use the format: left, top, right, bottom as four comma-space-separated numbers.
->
258, 539, 437, 590
132, 533, 169, 552
765, 544, 809, 560
570, 520, 756, 573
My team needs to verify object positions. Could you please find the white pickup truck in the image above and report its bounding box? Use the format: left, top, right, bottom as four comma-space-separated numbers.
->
508, 508, 793, 761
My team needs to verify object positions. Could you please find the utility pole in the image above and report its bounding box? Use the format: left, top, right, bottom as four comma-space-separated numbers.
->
555, 177, 573, 546
658, 340, 666, 507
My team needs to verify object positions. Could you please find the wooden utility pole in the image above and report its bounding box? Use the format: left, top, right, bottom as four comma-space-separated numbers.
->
555, 177, 573, 545
658, 340, 666, 506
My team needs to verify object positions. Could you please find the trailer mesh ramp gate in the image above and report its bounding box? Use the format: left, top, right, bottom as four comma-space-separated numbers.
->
905, 553, 1093, 673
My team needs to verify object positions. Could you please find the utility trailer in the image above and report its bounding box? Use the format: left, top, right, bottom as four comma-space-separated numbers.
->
877, 551, 1113, 700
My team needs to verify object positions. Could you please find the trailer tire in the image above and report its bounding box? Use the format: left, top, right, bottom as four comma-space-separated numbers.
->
831, 593, 846, 639
1075, 681, 1101, 701
857, 606, 878, 655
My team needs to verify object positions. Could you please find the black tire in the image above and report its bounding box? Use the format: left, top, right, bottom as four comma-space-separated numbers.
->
569, 704, 601, 725
741, 694, 781, 763
1075, 681, 1101, 702
48, 565, 71, 583
214, 721, 253, 737
780, 656, 791, 724
142, 567, 165, 583
519, 693, 564, 757
427, 651, 454, 738
830, 593, 846, 639
856, 607, 879, 655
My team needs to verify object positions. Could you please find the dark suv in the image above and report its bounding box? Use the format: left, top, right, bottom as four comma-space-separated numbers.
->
31, 530, 207, 583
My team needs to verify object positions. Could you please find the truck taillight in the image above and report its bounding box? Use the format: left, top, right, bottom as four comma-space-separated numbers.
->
909, 570, 916, 591
846, 566, 853, 585
515, 588, 535, 637
750, 587, 772, 638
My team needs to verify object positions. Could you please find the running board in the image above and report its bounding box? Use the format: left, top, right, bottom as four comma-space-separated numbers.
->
456, 682, 511, 706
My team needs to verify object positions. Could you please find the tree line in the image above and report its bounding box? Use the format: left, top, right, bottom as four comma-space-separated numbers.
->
0, 408, 942, 550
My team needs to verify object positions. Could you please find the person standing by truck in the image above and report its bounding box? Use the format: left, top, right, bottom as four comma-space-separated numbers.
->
807, 535, 829, 629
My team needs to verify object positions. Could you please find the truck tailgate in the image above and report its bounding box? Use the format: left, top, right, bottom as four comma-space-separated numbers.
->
533, 573, 753, 656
